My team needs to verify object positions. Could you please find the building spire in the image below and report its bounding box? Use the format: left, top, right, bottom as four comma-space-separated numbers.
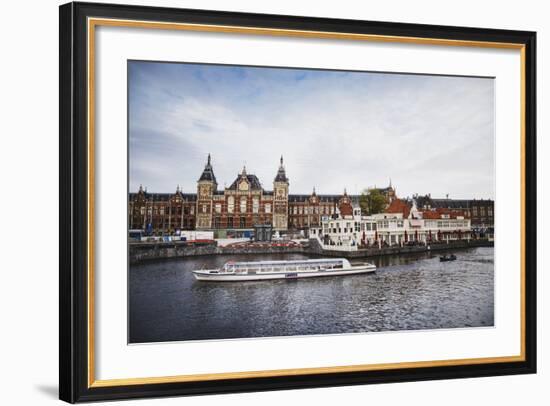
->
198, 153, 217, 184
274, 155, 288, 183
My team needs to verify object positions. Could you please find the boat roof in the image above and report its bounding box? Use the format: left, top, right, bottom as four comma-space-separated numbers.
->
224, 258, 348, 267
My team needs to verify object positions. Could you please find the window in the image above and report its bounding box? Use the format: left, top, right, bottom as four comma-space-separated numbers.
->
160, 207, 165, 215
140, 207, 145, 215
265, 203, 271, 213
240, 217, 246, 228
215, 203, 222, 214
252, 197, 259, 213
202, 204, 207, 213
240, 197, 247, 213
488, 206, 493, 216
214, 217, 220, 228
227, 196, 234, 213
480, 207, 486, 216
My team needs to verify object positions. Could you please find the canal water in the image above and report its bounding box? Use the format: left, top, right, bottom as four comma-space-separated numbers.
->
129, 247, 494, 343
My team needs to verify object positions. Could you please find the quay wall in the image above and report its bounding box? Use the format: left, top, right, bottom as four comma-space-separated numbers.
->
129, 239, 493, 264
129, 242, 306, 264
307, 238, 494, 258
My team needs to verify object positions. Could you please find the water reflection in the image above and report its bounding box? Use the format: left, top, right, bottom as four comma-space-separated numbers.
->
129, 247, 494, 343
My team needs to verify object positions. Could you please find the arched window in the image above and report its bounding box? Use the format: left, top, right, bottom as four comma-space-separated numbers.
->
240, 197, 247, 213
227, 196, 234, 213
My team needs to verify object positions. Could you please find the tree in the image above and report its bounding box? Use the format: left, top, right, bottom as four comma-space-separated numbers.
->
360, 188, 387, 215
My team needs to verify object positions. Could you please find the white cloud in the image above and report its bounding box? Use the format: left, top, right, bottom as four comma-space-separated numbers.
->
129, 62, 494, 199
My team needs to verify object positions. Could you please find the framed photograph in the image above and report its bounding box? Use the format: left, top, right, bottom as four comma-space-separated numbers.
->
59, 1, 536, 403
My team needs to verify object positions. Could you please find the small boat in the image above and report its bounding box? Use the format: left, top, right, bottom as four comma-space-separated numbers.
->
192, 258, 376, 282
439, 254, 457, 262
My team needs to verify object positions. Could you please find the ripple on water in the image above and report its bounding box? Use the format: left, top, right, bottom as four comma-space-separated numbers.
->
129, 247, 494, 343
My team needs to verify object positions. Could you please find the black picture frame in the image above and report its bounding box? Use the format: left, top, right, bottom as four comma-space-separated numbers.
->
59, 1, 537, 403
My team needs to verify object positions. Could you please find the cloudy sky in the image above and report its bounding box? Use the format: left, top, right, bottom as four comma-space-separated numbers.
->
129, 61, 494, 199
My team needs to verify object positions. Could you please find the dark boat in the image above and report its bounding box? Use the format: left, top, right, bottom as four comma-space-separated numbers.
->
439, 254, 457, 262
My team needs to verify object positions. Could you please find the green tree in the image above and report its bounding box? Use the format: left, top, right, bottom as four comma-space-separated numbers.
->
359, 188, 387, 215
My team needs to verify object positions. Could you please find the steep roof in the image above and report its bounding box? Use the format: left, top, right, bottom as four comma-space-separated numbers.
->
274, 155, 288, 183
129, 192, 197, 202
198, 154, 217, 184
339, 201, 354, 216
227, 174, 263, 190
385, 198, 411, 218
422, 208, 470, 219
288, 194, 342, 203
415, 194, 471, 209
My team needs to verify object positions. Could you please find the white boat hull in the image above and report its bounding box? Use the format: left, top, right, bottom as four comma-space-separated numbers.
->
193, 264, 376, 282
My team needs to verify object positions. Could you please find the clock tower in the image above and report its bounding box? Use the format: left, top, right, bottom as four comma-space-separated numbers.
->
273, 156, 289, 231
196, 154, 217, 229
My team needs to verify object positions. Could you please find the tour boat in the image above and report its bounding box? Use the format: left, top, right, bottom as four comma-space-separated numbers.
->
192, 258, 376, 281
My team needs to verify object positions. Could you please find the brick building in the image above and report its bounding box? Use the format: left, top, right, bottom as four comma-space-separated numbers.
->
129, 155, 357, 235
128, 185, 196, 232
415, 194, 494, 228
129, 155, 490, 237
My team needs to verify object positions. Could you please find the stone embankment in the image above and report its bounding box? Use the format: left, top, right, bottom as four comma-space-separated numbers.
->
307, 238, 493, 258
129, 238, 493, 264
129, 241, 305, 264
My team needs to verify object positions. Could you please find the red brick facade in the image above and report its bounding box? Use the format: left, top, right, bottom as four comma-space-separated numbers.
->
128, 155, 399, 235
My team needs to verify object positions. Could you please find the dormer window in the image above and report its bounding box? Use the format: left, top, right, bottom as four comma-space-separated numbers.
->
238, 181, 249, 191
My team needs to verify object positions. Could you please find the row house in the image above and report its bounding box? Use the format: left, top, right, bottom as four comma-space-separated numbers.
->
415, 194, 494, 228
128, 185, 196, 233
312, 198, 472, 249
